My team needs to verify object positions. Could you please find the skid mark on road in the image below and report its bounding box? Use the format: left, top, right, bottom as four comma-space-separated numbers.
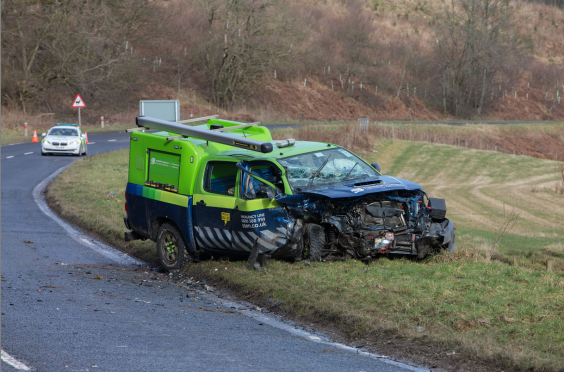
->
2, 350, 31, 371
33, 164, 144, 267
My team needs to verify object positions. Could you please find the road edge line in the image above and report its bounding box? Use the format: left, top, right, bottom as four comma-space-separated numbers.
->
33, 163, 145, 267
2, 350, 32, 371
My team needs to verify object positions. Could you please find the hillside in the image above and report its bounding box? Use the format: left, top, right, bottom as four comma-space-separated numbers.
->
2, 0, 564, 126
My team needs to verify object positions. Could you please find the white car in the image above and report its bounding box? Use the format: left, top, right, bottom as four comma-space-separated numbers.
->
41, 124, 87, 156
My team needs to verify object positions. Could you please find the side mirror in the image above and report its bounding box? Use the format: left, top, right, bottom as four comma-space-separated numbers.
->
82, 134, 86, 138
259, 184, 276, 201
371, 162, 381, 173
42, 133, 46, 137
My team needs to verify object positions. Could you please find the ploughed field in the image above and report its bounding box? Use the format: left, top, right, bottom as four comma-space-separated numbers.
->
47, 131, 564, 372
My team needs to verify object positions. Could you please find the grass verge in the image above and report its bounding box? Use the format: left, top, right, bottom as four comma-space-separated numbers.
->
47, 126, 564, 371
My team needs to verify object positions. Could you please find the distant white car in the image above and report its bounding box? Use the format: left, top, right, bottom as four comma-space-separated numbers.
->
41, 124, 87, 156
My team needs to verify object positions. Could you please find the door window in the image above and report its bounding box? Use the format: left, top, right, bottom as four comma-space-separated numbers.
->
204, 162, 238, 196
241, 164, 283, 200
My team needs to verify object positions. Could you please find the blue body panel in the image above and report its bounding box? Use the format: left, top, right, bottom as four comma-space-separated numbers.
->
300, 175, 422, 199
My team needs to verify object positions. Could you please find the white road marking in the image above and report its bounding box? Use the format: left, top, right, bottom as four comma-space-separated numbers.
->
7, 156, 14, 159
24, 152, 33, 155
1, 350, 31, 370
89, 142, 95, 144
108, 139, 116, 142
33, 165, 144, 267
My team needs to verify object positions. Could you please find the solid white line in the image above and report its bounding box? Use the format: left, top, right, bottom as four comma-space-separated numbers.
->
24, 152, 33, 155
1, 350, 31, 370
108, 139, 116, 142
7, 156, 14, 159
33, 164, 144, 267
89, 142, 95, 144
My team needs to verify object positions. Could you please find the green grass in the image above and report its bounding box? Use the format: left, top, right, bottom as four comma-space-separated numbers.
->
46, 129, 564, 371
189, 257, 564, 371
46, 151, 157, 265
372, 139, 564, 256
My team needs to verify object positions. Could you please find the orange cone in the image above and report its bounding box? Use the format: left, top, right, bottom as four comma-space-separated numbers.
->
85, 131, 90, 144
31, 130, 39, 143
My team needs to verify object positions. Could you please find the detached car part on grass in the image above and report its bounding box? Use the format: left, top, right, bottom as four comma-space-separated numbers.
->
123, 116, 455, 270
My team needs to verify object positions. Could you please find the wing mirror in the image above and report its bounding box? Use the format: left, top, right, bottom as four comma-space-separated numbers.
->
371, 162, 381, 173
259, 184, 276, 201
42, 133, 46, 137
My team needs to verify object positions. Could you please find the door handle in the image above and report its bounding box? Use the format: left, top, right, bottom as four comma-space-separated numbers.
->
196, 200, 206, 206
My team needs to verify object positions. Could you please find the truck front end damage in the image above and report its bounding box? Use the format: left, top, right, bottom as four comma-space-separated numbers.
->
273, 177, 455, 261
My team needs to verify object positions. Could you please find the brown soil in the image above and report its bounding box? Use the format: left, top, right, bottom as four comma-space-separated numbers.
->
254, 79, 443, 121
244, 78, 564, 123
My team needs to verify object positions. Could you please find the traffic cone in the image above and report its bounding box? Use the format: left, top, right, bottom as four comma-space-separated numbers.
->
31, 130, 39, 143
85, 131, 90, 144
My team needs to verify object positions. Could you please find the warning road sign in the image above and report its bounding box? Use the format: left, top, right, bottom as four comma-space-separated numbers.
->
72, 94, 86, 108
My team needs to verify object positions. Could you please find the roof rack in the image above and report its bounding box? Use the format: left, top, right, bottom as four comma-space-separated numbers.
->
133, 116, 273, 153
54, 123, 78, 126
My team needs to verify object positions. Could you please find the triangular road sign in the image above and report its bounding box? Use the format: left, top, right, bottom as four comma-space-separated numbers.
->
72, 94, 86, 108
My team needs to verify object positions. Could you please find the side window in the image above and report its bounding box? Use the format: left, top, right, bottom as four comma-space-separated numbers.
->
241, 164, 282, 200
204, 162, 238, 196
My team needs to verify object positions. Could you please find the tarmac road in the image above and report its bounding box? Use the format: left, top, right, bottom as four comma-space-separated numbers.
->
1, 132, 428, 372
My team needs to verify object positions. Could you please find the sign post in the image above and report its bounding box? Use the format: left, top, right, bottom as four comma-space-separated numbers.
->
72, 94, 86, 127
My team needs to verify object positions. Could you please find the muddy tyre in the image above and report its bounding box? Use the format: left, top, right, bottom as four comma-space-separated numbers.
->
304, 223, 325, 262
157, 223, 190, 271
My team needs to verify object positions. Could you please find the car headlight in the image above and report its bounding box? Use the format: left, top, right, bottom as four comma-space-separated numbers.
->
45, 141, 51, 145
70, 141, 80, 145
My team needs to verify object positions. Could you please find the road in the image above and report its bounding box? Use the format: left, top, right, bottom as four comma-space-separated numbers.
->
1, 132, 428, 372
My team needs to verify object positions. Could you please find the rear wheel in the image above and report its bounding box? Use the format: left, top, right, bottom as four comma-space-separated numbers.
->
157, 223, 190, 271
304, 223, 325, 262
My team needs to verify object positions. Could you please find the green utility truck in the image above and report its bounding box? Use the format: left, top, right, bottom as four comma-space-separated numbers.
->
124, 116, 455, 270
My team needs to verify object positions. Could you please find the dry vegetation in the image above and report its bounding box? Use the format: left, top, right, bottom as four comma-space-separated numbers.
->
3, 0, 564, 126
273, 122, 564, 161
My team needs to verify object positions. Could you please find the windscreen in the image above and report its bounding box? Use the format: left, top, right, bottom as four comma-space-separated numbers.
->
48, 128, 78, 136
277, 148, 378, 190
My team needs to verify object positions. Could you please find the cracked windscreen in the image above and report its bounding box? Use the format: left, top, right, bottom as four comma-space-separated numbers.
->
277, 148, 379, 190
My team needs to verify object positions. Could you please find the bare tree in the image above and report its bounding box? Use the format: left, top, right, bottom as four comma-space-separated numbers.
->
192, 0, 296, 109
2, 0, 158, 112
434, 0, 524, 117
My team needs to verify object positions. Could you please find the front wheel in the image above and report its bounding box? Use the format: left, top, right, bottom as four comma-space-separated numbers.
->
304, 223, 325, 262
157, 223, 190, 271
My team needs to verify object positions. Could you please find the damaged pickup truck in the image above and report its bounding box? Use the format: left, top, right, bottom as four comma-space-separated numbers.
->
124, 116, 455, 270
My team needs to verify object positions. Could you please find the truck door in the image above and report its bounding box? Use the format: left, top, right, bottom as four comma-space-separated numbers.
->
192, 161, 237, 251
232, 161, 290, 254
